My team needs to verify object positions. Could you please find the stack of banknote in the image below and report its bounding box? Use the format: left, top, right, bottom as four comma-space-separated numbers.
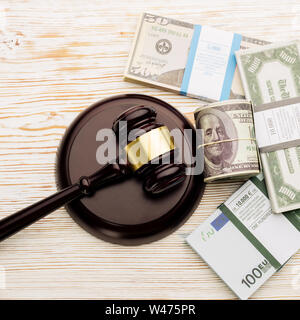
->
186, 173, 300, 299
236, 41, 300, 213
124, 13, 269, 101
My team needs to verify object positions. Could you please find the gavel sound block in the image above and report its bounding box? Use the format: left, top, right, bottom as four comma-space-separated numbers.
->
57, 94, 205, 245
1, 94, 205, 246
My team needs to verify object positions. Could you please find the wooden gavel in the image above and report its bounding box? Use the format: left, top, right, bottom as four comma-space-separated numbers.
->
0, 105, 186, 242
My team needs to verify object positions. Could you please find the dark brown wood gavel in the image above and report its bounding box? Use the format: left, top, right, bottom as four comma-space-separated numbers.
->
0, 106, 186, 242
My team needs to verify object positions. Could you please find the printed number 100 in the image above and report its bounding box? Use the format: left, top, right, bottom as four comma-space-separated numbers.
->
241, 268, 263, 288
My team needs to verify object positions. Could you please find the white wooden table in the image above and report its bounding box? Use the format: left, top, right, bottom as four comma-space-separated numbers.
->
0, 0, 299, 299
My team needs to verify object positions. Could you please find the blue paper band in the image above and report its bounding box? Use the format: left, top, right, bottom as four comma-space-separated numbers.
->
219, 33, 242, 101
180, 24, 202, 96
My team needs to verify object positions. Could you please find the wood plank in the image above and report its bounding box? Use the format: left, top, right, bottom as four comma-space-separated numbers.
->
0, 0, 299, 299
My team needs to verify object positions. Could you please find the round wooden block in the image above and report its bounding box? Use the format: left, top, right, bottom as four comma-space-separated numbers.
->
56, 94, 205, 245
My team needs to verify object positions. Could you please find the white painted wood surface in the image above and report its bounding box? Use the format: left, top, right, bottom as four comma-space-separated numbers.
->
0, 0, 299, 300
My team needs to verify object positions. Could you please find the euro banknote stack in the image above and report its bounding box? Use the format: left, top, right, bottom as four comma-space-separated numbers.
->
236, 41, 300, 213
186, 174, 300, 299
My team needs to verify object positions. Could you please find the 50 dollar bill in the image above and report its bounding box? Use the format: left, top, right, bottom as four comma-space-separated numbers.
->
124, 13, 268, 102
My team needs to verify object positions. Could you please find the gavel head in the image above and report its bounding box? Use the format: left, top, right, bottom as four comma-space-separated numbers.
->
112, 105, 186, 195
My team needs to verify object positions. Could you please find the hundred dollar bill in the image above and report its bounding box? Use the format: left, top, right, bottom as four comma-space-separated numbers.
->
194, 100, 260, 182
186, 173, 300, 300
236, 41, 300, 213
125, 13, 268, 102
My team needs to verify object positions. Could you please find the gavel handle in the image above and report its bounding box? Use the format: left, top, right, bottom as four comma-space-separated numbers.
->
0, 163, 127, 242
0, 184, 82, 242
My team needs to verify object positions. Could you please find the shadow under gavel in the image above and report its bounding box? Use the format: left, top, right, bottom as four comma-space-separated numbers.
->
0, 106, 186, 242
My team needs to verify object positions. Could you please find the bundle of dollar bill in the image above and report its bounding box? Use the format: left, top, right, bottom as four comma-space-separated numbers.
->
194, 99, 260, 182
236, 41, 300, 213
186, 173, 300, 300
124, 13, 269, 102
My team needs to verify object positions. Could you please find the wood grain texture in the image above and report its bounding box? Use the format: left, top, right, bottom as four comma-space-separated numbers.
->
0, 0, 299, 300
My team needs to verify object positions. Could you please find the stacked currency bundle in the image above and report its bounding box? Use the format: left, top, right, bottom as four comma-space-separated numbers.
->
124, 13, 268, 102
194, 100, 260, 182
236, 41, 300, 213
186, 174, 300, 300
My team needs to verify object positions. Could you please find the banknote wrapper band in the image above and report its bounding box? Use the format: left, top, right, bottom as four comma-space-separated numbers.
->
254, 97, 300, 153
219, 202, 281, 270
180, 25, 242, 101
180, 25, 201, 96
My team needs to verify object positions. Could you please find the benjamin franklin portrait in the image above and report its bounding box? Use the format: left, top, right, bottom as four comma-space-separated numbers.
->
196, 108, 238, 179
